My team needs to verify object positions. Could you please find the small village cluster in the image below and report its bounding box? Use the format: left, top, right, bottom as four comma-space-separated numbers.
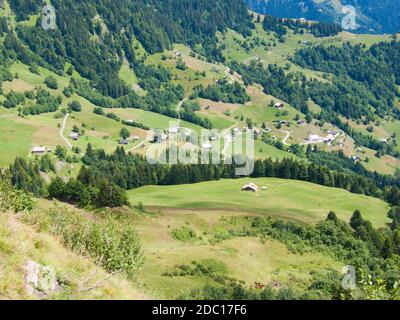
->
305, 130, 340, 146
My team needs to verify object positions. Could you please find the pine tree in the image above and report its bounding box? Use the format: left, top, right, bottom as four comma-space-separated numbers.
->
350, 210, 363, 230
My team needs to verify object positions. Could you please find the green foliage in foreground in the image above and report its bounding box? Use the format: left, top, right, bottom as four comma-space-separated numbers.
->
21, 205, 143, 278
0, 174, 142, 280
0, 173, 34, 213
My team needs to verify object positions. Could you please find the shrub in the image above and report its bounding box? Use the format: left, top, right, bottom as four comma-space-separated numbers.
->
22, 206, 143, 278
93, 107, 105, 116
0, 174, 34, 213
171, 226, 198, 242
44, 75, 58, 90
69, 100, 82, 112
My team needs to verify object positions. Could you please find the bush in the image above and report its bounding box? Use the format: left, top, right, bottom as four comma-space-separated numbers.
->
171, 226, 198, 242
0, 174, 34, 213
69, 100, 82, 112
93, 107, 105, 116
44, 75, 58, 90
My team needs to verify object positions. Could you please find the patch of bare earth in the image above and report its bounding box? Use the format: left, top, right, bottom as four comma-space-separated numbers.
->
3, 80, 34, 94
199, 99, 240, 114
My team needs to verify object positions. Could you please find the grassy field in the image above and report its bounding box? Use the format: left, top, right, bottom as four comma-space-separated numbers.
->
111, 107, 204, 134
134, 208, 341, 298
362, 152, 400, 175
222, 136, 296, 161
0, 117, 34, 166
234, 86, 303, 126
382, 118, 400, 153
195, 110, 236, 131
6, 62, 70, 96
128, 178, 390, 227
145, 44, 223, 94
118, 61, 144, 95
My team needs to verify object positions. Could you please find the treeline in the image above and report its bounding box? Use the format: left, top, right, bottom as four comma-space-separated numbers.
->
8, 154, 128, 208
91, 106, 149, 130
122, 120, 149, 131
16, 146, 394, 208
0, 66, 13, 94
1, 88, 62, 116
47, 176, 129, 208
262, 14, 341, 39
180, 100, 212, 129
192, 81, 250, 104
10, 157, 47, 197
7, 142, 400, 208
263, 136, 400, 190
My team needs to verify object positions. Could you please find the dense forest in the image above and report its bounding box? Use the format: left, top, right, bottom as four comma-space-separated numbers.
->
9, 0, 253, 97
291, 41, 400, 119
262, 14, 342, 39
192, 80, 251, 104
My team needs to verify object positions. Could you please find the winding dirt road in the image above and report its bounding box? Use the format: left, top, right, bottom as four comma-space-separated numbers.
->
59, 113, 72, 149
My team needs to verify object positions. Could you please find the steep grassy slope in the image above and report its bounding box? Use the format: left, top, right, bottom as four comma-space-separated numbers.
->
0, 197, 344, 300
0, 212, 147, 300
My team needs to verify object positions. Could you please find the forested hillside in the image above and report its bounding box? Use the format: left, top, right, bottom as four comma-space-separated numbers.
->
291, 41, 400, 119
231, 38, 400, 158
246, 0, 400, 34
0, 0, 255, 130
1, 1, 400, 300
3, 0, 252, 96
